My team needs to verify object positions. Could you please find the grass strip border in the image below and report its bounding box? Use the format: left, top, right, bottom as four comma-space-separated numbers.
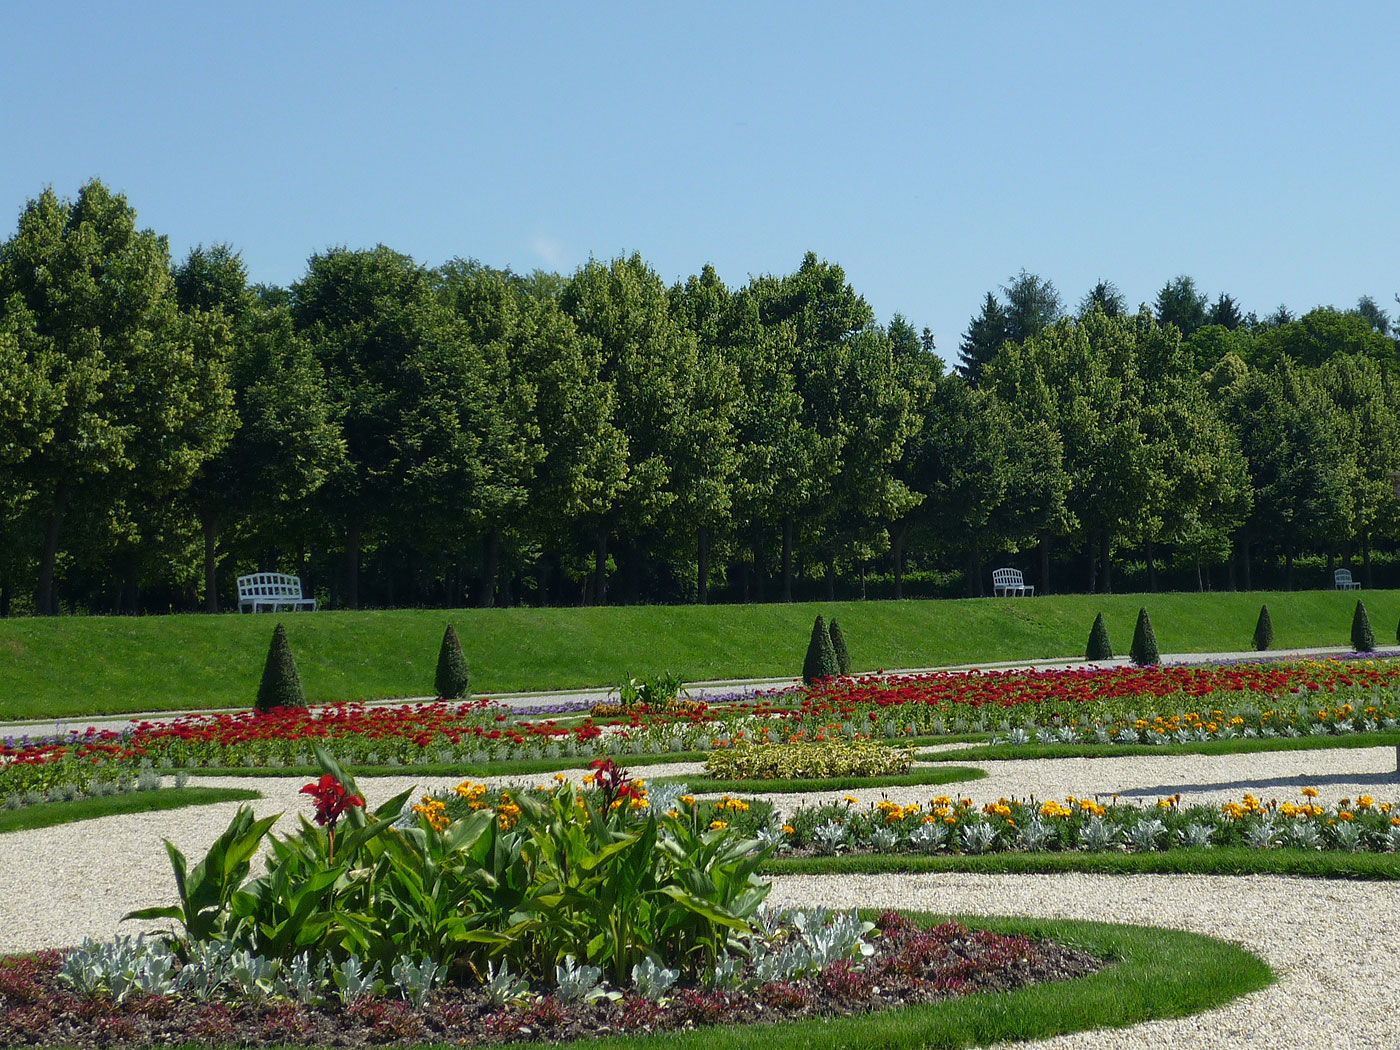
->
926, 729, 1400, 762
181, 752, 711, 779
432, 911, 1270, 1050
0, 787, 262, 835
762, 846, 1400, 879
651, 767, 987, 794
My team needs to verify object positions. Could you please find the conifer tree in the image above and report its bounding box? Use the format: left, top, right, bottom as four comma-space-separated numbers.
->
828, 617, 852, 675
802, 615, 839, 685
1130, 607, 1160, 666
1085, 613, 1113, 661
1352, 600, 1375, 653
435, 624, 471, 699
1253, 605, 1274, 651
256, 623, 305, 712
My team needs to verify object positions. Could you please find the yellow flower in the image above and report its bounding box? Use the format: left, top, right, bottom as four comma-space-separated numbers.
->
554, 773, 567, 783
782, 824, 795, 834
709, 820, 728, 830
844, 795, 860, 805
1302, 788, 1319, 798
680, 796, 695, 807
1358, 796, 1375, 810
1338, 811, 1355, 822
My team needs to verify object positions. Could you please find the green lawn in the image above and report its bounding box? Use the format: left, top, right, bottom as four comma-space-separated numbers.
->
763, 847, 1400, 879
926, 730, 1400, 762
0, 787, 261, 834
1, 589, 1394, 721
651, 766, 987, 794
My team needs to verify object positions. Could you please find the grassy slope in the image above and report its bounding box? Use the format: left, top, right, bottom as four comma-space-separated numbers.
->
1, 589, 1394, 720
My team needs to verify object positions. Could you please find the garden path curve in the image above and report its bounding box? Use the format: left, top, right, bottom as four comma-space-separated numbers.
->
3, 749, 1399, 1049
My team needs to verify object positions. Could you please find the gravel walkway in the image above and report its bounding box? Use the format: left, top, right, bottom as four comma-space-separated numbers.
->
4, 747, 1400, 1048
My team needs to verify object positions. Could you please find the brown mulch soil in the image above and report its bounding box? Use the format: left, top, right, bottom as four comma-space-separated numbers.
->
0, 915, 1103, 1048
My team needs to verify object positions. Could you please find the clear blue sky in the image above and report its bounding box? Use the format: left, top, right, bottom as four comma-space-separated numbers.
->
3, 3, 1397, 362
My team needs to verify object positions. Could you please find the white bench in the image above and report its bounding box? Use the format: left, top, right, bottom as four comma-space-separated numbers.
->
992, 567, 1034, 597
1334, 568, 1361, 590
237, 573, 318, 613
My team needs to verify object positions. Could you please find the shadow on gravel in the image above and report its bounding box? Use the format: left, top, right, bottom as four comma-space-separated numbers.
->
1115, 770, 1400, 798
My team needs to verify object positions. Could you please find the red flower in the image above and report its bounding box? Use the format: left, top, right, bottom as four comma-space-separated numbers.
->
300, 774, 364, 830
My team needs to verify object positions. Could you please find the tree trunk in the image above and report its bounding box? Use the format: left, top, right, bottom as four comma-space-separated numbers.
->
1285, 547, 1294, 590
479, 530, 501, 608
1364, 532, 1373, 589
859, 560, 867, 600
781, 515, 794, 603
751, 524, 765, 603
1038, 534, 1050, 595
37, 483, 70, 616
536, 554, 550, 606
1100, 532, 1113, 594
969, 535, 983, 597
202, 512, 220, 613
1146, 541, 1158, 593
891, 525, 907, 600
1086, 533, 1098, 594
825, 555, 836, 601
0, 580, 9, 619
344, 524, 361, 610
697, 527, 710, 605
625, 538, 642, 604
1195, 555, 1203, 592
594, 531, 608, 606
1227, 548, 1237, 591
1241, 538, 1252, 591
1326, 549, 1336, 579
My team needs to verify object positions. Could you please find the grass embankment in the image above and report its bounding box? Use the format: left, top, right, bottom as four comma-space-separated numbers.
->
763, 847, 1400, 880
453, 913, 1270, 1050
652, 767, 987, 795
927, 730, 1400, 762
0, 787, 261, 835
1, 589, 1393, 721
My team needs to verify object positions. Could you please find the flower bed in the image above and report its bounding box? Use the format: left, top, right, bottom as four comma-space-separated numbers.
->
775, 789, 1400, 856
0, 749, 1109, 1048
704, 739, 914, 781
0, 914, 1100, 1049
10, 657, 1400, 799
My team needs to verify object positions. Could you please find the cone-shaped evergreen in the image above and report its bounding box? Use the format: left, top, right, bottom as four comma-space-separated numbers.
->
1352, 600, 1375, 653
1130, 607, 1160, 666
828, 618, 852, 675
1085, 613, 1113, 661
256, 623, 305, 713
435, 624, 471, 699
802, 615, 839, 685
1252, 605, 1274, 651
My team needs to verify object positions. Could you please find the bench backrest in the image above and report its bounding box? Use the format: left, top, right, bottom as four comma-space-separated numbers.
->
1335, 568, 1355, 586
237, 573, 306, 599
992, 568, 1024, 586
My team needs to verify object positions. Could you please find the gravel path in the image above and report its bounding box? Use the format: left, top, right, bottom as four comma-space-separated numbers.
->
4, 747, 1400, 1048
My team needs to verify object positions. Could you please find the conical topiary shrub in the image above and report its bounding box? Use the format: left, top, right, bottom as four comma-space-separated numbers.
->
1085, 613, 1113, 661
1130, 607, 1160, 666
802, 614, 839, 685
1352, 600, 1375, 653
256, 623, 305, 713
828, 617, 852, 675
1253, 604, 1274, 651
435, 624, 471, 699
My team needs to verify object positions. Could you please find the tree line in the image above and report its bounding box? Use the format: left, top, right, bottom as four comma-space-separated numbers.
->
1, 180, 1397, 615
